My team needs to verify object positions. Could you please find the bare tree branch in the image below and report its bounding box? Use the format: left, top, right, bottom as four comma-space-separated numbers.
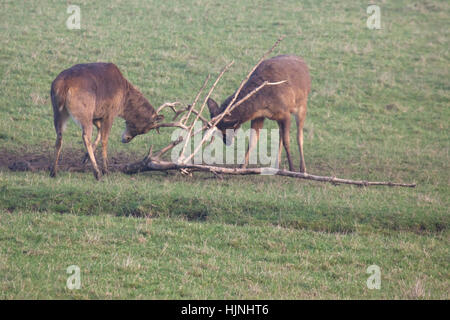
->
210, 35, 286, 126
181, 74, 211, 125
178, 61, 235, 162
181, 36, 286, 164
227, 80, 287, 113
123, 36, 417, 189
122, 157, 416, 188
154, 136, 184, 159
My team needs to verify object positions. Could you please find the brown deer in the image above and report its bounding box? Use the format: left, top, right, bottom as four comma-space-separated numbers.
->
50, 62, 163, 180
207, 55, 311, 172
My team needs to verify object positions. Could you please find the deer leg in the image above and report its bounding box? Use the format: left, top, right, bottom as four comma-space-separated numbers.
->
100, 120, 112, 174
276, 125, 284, 169
280, 117, 294, 171
295, 112, 306, 173
242, 118, 264, 169
50, 109, 69, 177
81, 124, 101, 180
82, 120, 101, 165
50, 132, 63, 178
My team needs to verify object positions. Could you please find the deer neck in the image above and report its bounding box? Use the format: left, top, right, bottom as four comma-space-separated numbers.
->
121, 84, 155, 122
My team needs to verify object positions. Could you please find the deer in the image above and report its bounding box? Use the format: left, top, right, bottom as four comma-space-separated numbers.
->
207, 55, 311, 172
50, 62, 164, 180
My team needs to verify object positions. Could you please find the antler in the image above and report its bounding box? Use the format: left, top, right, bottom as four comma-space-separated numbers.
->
154, 101, 189, 131
156, 102, 184, 120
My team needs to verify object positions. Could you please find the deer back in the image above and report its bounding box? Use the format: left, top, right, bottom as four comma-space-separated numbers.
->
218, 55, 311, 126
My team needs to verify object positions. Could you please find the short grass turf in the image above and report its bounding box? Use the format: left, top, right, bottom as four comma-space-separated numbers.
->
0, 0, 449, 299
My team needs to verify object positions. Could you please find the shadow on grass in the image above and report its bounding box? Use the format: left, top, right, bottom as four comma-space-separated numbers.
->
1, 181, 446, 235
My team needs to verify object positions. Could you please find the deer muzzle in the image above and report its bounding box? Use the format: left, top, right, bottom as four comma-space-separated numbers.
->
121, 130, 134, 143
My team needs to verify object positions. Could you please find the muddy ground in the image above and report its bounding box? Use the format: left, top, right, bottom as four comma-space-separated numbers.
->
1, 148, 138, 173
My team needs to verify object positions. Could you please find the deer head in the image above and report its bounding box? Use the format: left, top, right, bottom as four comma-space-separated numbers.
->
207, 98, 240, 146
121, 100, 164, 143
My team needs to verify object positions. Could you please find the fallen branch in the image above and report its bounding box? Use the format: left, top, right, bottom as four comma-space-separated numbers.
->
122, 157, 416, 188
181, 74, 211, 126
151, 36, 286, 165
124, 37, 417, 189
178, 61, 235, 162
182, 36, 286, 164
225, 79, 287, 112
210, 35, 286, 125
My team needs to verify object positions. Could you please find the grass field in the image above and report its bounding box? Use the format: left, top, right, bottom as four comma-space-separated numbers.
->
0, 0, 449, 299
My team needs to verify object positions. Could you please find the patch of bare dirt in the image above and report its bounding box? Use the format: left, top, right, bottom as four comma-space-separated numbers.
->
0, 148, 139, 173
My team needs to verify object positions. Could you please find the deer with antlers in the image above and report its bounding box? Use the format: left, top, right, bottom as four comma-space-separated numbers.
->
206, 55, 311, 172
49, 62, 164, 180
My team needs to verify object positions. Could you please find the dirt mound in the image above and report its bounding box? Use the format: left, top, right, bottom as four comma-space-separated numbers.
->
0, 148, 138, 173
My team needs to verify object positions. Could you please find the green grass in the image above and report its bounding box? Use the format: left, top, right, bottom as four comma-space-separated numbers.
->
0, 0, 449, 299
1, 171, 448, 234
1, 211, 448, 299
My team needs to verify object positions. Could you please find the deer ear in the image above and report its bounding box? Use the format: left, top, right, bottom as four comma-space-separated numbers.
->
207, 98, 220, 118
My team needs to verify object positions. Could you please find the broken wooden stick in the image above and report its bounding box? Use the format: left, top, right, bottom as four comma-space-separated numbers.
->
122, 156, 416, 188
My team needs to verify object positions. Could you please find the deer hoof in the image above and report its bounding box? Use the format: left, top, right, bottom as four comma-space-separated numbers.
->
81, 153, 89, 165
93, 169, 102, 180
49, 168, 57, 178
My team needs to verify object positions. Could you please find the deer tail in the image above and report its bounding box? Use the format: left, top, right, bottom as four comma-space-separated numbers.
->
50, 78, 70, 131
